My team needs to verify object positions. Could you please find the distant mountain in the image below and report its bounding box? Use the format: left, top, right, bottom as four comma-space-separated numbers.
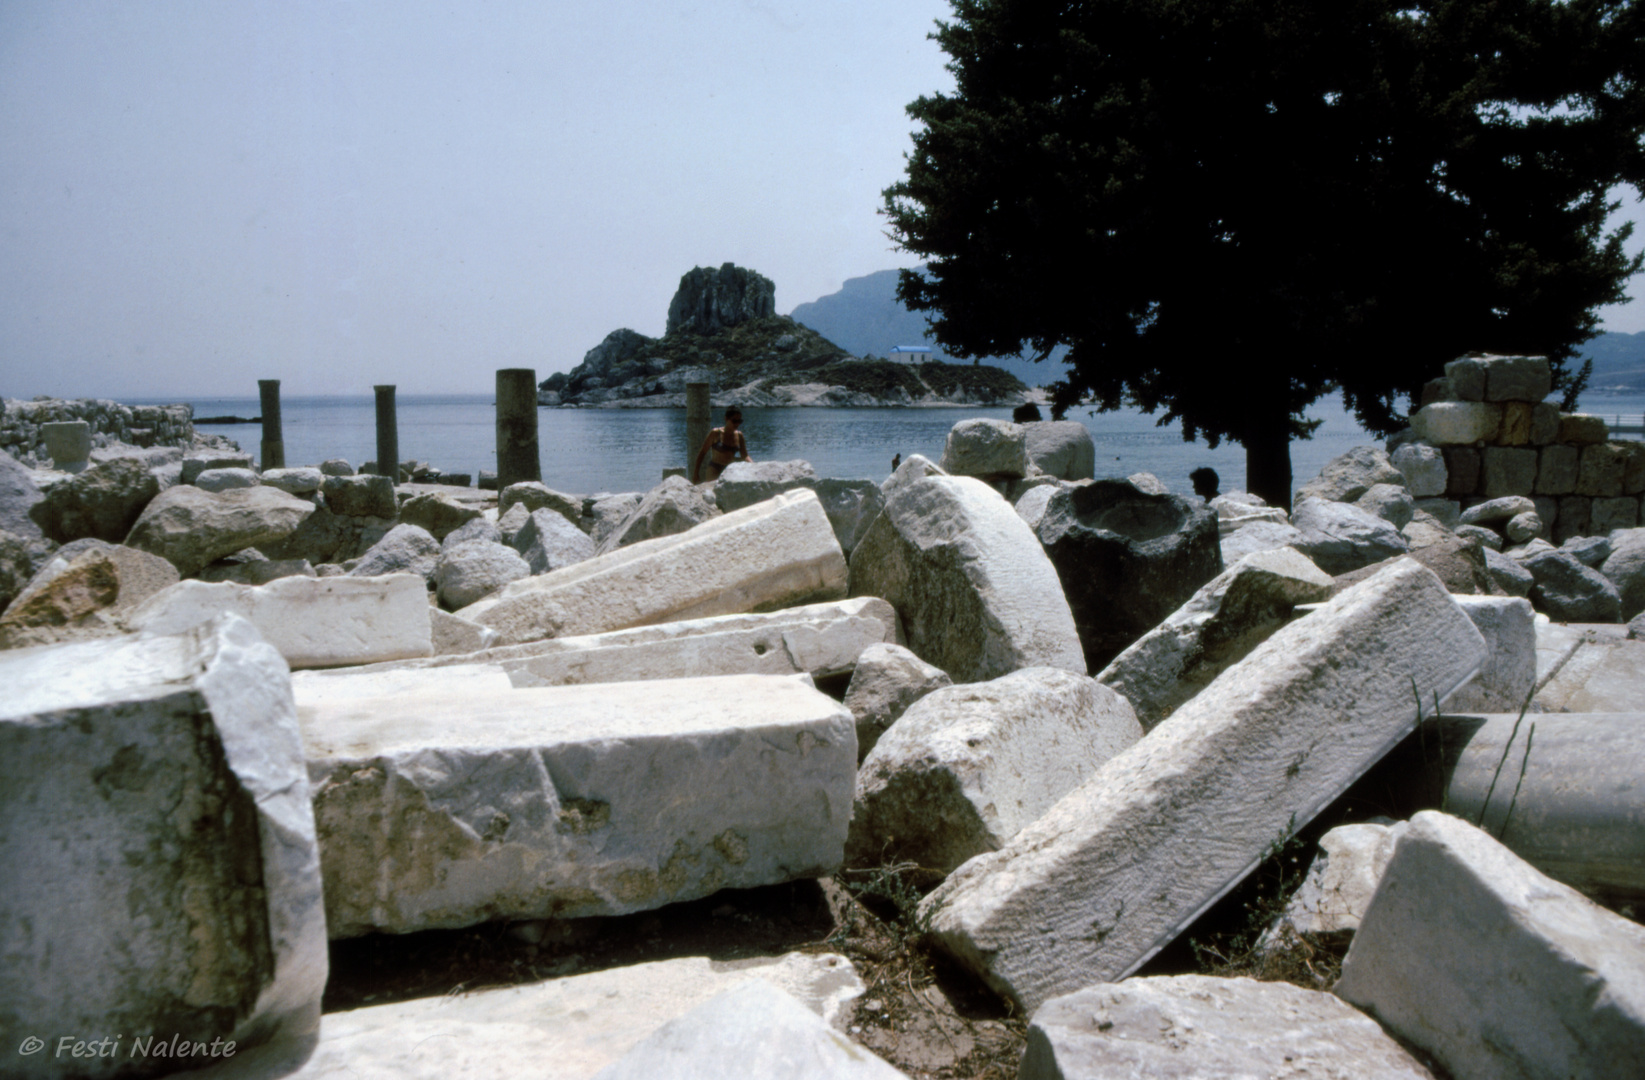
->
1577, 330, 1645, 394
789, 269, 1069, 389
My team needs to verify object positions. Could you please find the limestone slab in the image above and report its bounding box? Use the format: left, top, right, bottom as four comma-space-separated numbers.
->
277, 953, 864, 1080
1411, 402, 1502, 445
920, 560, 1487, 1012
1445, 595, 1536, 713
1022, 420, 1095, 480
848, 668, 1141, 874
128, 573, 433, 669
501, 596, 898, 688
1096, 546, 1334, 730
939, 418, 1028, 478
304, 673, 856, 936
1534, 634, 1645, 711
429, 606, 500, 655
842, 641, 952, 761
1021, 976, 1434, 1080
0, 615, 326, 1078
851, 475, 1084, 682
461, 488, 847, 645
1335, 811, 1645, 1080
593, 979, 904, 1080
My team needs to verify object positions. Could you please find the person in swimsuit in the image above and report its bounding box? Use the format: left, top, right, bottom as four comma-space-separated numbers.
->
692, 407, 752, 483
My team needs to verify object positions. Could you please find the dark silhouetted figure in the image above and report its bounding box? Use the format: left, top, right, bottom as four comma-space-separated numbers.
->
891, 453, 902, 472
1190, 467, 1220, 502
1012, 401, 1043, 423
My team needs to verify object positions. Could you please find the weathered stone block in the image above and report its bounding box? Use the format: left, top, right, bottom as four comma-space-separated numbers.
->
125, 484, 316, 576
1535, 635, 1645, 712
1559, 413, 1610, 444
1267, 822, 1406, 940
712, 459, 819, 512
0, 616, 326, 1077
181, 450, 255, 485
321, 474, 397, 518
1443, 446, 1480, 495
598, 475, 721, 553
1529, 402, 1562, 445
1525, 549, 1622, 623
0, 544, 179, 650
30, 457, 161, 543
128, 574, 433, 669
1482, 354, 1553, 402
262, 467, 324, 495
1601, 528, 1645, 621
305, 673, 855, 936
1624, 441, 1645, 494
843, 640, 952, 761
847, 668, 1141, 874
1022, 420, 1096, 481
920, 560, 1486, 1012
1391, 442, 1447, 497
1034, 478, 1222, 672
1534, 444, 1579, 495
1443, 356, 1487, 401
1480, 446, 1538, 498
1022, 976, 1434, 1080
1411, 402, 1501, 445
1335, 811, 1645, 1080
1555, 495, 1592, 543
398, 490, 482, 541
1498, 401, 1532, 445
463, 488, 847, 645
1291, 496, 1409, 576
1592, 496, 1639, 534
41, 419, 91, 470
1097, 546, 1333, 730
853, 475, 1084, 681
1445, 596, 1536, 713
1577, 441, 1629, 497
1295, 446, 1405, 503
940, 418, 1029, 479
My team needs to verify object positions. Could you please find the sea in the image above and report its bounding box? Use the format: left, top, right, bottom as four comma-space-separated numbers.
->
126, 393, 1645, 499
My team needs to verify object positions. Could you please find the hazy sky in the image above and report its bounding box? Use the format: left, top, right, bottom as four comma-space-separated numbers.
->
3, 1, 1643, 401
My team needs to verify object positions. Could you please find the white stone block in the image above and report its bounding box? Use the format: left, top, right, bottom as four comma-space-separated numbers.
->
843, 640, 952, 761
127, 573, 433, 669
920, 560, 1487, 1012
1534, 634, 1645, 712
1335, 810, 1645, 1080
1097, 546, 1334, 729
304, 673, 856, 936
1022, 421, 1095, 481
848, 668, 1141, 873
428, 606, 501, 655
0, 615, 326, 1077
1410, 401, 1504, 445
459, 488, 848, 645
1022, 976, 1435, 1080
592, 980, 905, 1080
848, 475, 1084, 682
940, 418, 1029, 478
1444, 595, 1536, 712
501, 596, 898, 687
280, 953, 863, 1080
1266, 822, 1407, 943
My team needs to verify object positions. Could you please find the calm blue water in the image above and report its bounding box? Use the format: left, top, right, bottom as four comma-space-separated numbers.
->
128, 393, 1645, 498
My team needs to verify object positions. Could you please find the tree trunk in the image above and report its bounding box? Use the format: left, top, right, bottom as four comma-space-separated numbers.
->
1244, 410, 1294, 514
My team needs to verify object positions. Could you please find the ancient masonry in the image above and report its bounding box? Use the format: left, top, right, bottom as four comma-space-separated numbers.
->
1409, 354, 1645, 541
1, 397, 195, 463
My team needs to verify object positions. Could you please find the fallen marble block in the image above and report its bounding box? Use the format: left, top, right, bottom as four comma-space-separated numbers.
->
0, 542, 178, 649
500, 597, 898, 688
0, 615, 326, 1078
1437, 712, 1645, 904
429, 606, 500, 655
1263, 821, 1407, 945
847, 668, 1141, 874
1444, 595, 1536, 713
126, 573, 433, 669
304, 673, 856, 937
292, 664, 516, 707
849, 474, 1084, 682
1021, 975, 1435, 1080
1534, 633, 1645, 711
459, 488, 847, 645
593, 979, 905, 1080
919, 560, 1487, 1013
1335, 810, 1645, 1080
1096, 546, 1334, 730
842, 641, 952, 761
276, 953, 864, 1080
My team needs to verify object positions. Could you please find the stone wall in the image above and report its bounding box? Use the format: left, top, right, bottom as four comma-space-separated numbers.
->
1, 398, 195, 464
1407, 355, 1645, 542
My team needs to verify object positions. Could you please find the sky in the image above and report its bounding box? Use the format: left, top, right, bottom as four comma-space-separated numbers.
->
2, 1, 1643, 401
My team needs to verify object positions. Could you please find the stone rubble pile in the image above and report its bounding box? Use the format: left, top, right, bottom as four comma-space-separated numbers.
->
3, 373, 1643, 1080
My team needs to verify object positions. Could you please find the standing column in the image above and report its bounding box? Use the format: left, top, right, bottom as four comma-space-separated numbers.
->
496, 368, 542, 489
686, 382, 711, 481
374, 385, 399, 480
258, 379, 285, 470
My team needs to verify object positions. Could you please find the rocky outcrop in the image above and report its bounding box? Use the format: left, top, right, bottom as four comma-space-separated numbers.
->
541, 267, 1028, 408
666, 263, 777, 335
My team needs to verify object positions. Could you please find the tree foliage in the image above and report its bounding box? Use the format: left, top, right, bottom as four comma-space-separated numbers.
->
883, 0, 1645, 505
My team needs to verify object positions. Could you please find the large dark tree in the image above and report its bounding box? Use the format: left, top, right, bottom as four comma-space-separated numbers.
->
883, 0, 1645, 508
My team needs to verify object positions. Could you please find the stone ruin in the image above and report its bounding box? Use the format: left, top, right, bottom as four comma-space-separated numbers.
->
664, 262, 776, 335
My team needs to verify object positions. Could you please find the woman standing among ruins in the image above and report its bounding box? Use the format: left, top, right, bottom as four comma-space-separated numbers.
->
692, 407, 752, 483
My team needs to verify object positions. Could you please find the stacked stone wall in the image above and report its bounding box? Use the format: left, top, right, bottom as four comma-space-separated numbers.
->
0, 398, 195, 464
1408, 355, 1645, 542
